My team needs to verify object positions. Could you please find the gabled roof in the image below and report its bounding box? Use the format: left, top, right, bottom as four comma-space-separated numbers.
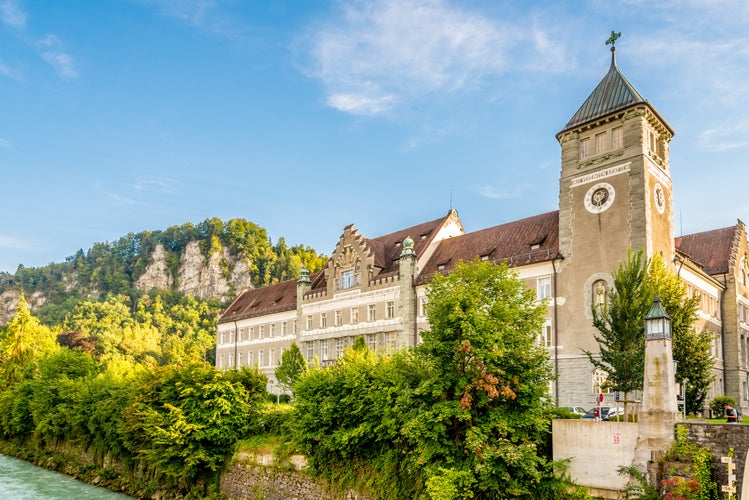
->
560, 49, 648, 135
417, 211, 559, 282
218, 277, 298, 324
675, 226, 736, 276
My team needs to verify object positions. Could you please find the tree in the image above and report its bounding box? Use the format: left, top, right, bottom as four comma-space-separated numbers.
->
586, 249, 652, 399
587, 250, 714, 414
0, 294, 58, 387
275, 342, 308, 394
412, 259, 556, 498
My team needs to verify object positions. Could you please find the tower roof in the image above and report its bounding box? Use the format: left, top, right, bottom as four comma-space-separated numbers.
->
560, 47, 647, 134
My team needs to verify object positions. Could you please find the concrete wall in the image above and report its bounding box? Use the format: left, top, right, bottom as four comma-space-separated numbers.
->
553, 419, 639, 498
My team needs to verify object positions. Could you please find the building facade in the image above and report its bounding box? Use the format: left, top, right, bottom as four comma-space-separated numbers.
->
217, 46, 749, 411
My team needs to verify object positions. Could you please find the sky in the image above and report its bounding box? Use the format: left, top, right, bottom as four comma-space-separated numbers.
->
2, 0, 749, 274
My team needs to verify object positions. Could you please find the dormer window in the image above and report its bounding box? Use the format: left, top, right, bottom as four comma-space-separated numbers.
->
531, 243, 540, 250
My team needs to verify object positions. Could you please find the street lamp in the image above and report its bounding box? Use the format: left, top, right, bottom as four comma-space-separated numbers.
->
645, 296, 671, 340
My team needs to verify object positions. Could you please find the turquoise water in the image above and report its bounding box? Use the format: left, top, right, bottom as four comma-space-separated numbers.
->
0, 453, 132, 499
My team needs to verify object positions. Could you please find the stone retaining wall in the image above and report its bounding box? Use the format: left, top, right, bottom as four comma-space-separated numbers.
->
680, 422, 749, 496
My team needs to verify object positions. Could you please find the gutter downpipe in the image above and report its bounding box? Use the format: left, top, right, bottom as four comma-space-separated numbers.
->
552, 253, 564, 407
233, 320, 239, 369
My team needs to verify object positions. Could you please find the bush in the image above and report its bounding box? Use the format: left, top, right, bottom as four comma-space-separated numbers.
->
709, 395, 736, 419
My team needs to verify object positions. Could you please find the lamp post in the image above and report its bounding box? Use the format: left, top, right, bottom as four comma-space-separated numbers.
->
644, 296, 671, 340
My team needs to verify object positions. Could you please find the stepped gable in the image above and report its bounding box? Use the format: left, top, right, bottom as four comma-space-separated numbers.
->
675, 225, 736, 275
417, 211, 559, 282
218, 277, 300, 323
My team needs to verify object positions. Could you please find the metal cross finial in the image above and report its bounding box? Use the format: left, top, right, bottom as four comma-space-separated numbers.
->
606, 31, 621, 47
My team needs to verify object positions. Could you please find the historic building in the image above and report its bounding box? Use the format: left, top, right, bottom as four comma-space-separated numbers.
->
217, 44, 749, 411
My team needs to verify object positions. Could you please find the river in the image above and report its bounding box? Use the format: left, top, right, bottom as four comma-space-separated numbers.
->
0, 453, 133, 499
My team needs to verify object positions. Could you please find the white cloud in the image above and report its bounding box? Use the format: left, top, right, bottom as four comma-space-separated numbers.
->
133, 178, 179, 194
305, 0, 564, 116
0, 235, 30, 250
0, 137, 12, 149
0, 0, 26, 27
698, 121, 749, 152
478, 183, 532, 200
37, 34, 77, 78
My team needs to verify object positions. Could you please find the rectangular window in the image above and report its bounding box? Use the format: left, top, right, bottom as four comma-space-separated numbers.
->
351, 307, 359, 324
269, 324, 276, 338
321, 340, 329, 360
229, 330, 235, 343
612, 126, 623, 149
306, 342, 314, 362
228, 353, 234, 368
248, 351, 254, 367
368, 304, 377, 322
537, 276, 552, 300
220, 332, 226, 345
367, 333, 377, 351
579, 137, 590, 159
282, 321, 288, 335
336, 338, 344, 358
335, 309, 343, 327
250, 326, 255, 340
219, 354, 224, 368
320, 312, 327, 328
595, 132, 606, 155
386, 301, 395, 319
239, 328, 247, 341
293, 319, 298, 334
538, 321, 552, 347
269, 348, 275, 367
237, 352, 243, 367
259, 325, 265, 339
342, 269, 353, 289
386, 332, 396, 353
306, 315, 313, 330
258, 350, 264, 367
420, 296, 428, 317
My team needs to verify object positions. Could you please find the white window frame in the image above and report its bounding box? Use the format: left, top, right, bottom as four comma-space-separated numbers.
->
537, 276, 552, 300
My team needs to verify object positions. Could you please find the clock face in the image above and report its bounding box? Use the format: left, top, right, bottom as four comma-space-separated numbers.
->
584, 183, 615, 214
654, 183, 666, 214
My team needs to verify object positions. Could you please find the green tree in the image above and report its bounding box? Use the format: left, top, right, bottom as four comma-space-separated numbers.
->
413, 259, 555, 498
275, 342, 308, 394
586, 249, 652, 399
0, 295, 58, 387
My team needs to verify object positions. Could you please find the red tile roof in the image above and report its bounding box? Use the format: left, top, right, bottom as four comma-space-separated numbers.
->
675, 225, 736, 275
218, 278, 298, 324
417, 211, 560, 283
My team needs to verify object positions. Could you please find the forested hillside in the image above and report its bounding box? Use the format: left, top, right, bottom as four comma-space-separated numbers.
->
0, 217, 327, 326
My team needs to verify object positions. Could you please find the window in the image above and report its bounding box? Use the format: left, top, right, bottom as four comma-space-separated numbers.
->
269, 324, 276, 338
269, 348, 275, 367
219, 354, 224, 368
228, 354, 234, 368
306, 315, 313, 330
386, 301, 395, 319
368, 304, 377, 322
249, 326, 254, 339
220, 332, 226, 345
367, 333, 377, 351
306, 343, 314, 362
258, 350, 264, 367
239, 328, 247, 341
259, 325, 265, 339
538, 321, 552, 347
386, 332, 397, 353
320, 312, 327, 328
282, 321, 288, 335
229, 330, 235, 343
237, 352, 243, 367
336, 338, 344, 358
420, 296, 428, 317
293, 319, 298, 334
580, 137, 590, 159
592, 368, 611, 394
248, 351, 254, 367
595, 132, 606, 155
321, 340, 329, 360
335, 309, 343, 327
351, 307, 359, 324
612, 126, 623, 149
537, 276, 552, 300
341, 269, 353, 289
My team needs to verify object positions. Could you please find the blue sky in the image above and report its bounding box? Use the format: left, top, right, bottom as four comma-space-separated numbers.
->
2, 0, 748, 273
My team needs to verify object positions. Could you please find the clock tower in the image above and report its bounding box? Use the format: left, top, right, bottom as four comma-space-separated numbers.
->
554, 41, 675, 405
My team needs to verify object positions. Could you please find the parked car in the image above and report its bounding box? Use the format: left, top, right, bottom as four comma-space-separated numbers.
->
564, 406, 586, 416
582, 406, 625, 421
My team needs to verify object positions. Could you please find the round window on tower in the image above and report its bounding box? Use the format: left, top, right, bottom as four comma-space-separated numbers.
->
584, 183, 615, 214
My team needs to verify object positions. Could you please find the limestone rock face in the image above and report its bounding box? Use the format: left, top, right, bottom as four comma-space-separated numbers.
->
135, 244, 174, 292
0, 289, 46, 324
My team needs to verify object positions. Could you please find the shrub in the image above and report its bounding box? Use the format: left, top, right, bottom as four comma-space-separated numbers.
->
709, 395, 735, 419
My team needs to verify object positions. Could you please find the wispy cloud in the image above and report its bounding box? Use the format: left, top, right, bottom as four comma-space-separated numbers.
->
0, 0, 26, 27
478, 183, 533, 200
0, 235, 30, 250
37, 34, 77, 78
304, 0, 566, 116
134, 0, 248, 41
698, 120, 749, 152
133, 178, 179, 195
0, 137, 12, 149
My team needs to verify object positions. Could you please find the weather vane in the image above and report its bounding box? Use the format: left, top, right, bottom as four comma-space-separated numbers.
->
606, 31, 621, 47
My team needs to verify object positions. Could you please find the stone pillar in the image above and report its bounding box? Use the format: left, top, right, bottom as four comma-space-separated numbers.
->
399, 236, 417, 348
634, 297, 680, 476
